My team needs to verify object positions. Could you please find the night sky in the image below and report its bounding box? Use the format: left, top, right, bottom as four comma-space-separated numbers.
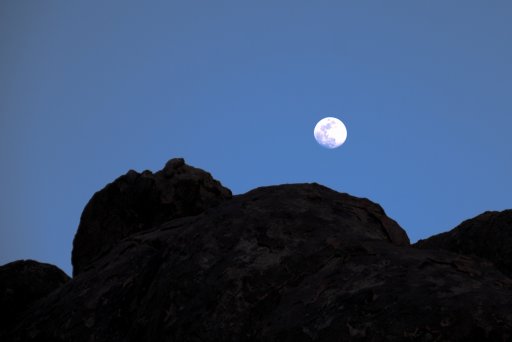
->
1, 1, 511, 276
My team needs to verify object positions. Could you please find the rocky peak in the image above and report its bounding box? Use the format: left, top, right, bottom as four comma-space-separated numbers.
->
236, 183, 410, 246
71, 158, 231, 276
414, 209, 512, 277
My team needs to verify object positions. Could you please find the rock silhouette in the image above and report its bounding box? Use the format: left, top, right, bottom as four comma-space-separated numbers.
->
414, 209, 512, 278
71, 158, 232, 276
0, 260, 70, 334
2, 159, 512, 341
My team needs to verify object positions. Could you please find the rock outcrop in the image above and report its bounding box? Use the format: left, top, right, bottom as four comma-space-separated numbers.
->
414, 209, 512, 278
2, 159, 512, 341
71, 158, 232, 276
0, 260, 70, 333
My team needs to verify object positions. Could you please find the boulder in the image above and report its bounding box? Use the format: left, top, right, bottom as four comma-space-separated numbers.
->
0, 260, 70, 333
414, 209, 512, 278
71, 158, 232, 276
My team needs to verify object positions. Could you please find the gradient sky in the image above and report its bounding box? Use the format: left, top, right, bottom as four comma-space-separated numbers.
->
1, 1, 511, 276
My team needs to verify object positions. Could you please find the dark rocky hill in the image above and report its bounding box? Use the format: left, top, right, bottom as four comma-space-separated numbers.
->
72, 158, 232, 276
414, 209, 512, 278
0, 260, 70, 334
1, 159, 511, 341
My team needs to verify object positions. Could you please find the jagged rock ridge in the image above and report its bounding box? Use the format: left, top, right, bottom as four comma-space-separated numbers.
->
1, 158, 511, 341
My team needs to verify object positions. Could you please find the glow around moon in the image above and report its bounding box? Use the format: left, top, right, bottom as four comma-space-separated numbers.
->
314, 117, 347, 149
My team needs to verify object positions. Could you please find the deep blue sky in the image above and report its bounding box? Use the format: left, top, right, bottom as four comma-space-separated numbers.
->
1, 1, 511, 276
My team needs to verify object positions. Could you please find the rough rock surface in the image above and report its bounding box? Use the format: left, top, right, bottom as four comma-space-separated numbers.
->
0, 260, 70, 333
3, 160, 512, 341
414, 209, 512, 278
72, 158, 232, 276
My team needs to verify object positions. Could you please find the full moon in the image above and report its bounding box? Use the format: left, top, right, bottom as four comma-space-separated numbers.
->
314, 117, 347, 149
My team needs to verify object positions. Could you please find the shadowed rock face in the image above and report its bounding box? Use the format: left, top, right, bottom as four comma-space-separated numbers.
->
3, 160, 512, 341
71, 158, 232, 276
414, 209, 512, 277
0, 260, 70, 333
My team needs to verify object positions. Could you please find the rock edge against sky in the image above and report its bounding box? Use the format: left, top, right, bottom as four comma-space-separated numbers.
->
1, 158, 511, 341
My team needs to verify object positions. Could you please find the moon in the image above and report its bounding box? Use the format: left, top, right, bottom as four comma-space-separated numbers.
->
314, 117, 347, 149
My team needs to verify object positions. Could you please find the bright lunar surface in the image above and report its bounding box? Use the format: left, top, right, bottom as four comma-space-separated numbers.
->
314, 117, 347, 149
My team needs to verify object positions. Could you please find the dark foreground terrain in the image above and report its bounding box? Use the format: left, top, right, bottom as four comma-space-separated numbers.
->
1, 159, 511, 341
